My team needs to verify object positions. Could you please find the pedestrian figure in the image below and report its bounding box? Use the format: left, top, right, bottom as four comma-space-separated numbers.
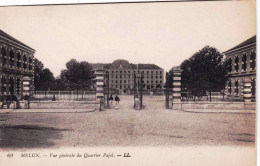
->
135, 97, 140, 110
170, 96, 174, 109
114, 95, 120, 109
11, 93, 18, 109
0, 95, 4, 109
23, 93, 30, 109
6, 94, 12, 109
108, 95, 113, 108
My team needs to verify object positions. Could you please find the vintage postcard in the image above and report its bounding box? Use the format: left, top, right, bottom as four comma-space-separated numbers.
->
0, 0, 257, 166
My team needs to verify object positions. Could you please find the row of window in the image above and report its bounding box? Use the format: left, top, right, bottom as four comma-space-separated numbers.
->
110, 70, 163, 74
228, 51, 256, 73
227, 79, 256, 96
110, 80, 162, 84
1, 47, 33, 71
0, 77, 23, 93
110, 84, 162, 90
110, 75, 163, 79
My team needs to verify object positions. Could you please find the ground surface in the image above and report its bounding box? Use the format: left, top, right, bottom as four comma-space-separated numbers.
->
0, 95, 255, 149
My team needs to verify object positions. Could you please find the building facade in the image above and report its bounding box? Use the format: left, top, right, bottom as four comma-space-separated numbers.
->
92, 59, 164, 92
224, 35, 256, 101
0, 30, 35, 97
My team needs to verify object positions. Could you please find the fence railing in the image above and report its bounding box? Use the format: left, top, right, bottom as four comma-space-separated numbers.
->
33, 91, 96, 101
181, 92, 225, 101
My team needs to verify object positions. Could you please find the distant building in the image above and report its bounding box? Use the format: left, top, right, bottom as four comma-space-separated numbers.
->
91, 59, 164, 92
0, 30, 35, 96
223, 35, 256, 101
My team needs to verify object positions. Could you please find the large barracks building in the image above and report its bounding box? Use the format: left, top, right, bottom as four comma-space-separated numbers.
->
0, 30, 35, 97
224, 35, 256, 101
92, 59, 164, 91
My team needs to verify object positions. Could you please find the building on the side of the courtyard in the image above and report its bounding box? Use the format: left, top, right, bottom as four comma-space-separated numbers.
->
91, 59, 164, 92
0, 29, 35, 97
223, 35, 256, 101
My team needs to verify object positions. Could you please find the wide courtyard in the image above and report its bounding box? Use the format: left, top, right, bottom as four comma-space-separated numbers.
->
0, 95, 255, 149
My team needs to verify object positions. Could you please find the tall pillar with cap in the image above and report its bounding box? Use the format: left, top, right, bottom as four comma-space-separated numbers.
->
171, 66, 182, 110
243, 78, 252, 102
95, 65, 106, 111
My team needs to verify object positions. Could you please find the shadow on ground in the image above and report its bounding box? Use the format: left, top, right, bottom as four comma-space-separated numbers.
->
0, 124, 68, 149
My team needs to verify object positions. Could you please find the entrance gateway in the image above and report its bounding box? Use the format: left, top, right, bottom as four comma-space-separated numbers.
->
94, 62, 181, 110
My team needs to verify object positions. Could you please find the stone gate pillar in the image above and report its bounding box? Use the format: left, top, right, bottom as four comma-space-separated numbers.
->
171, 66, 182, 110
243, 78, 252, 103
95, 69, 106, 101
22, 76, 30, 97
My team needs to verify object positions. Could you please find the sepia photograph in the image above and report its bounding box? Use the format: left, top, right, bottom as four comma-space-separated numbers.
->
0, 0, 257, 165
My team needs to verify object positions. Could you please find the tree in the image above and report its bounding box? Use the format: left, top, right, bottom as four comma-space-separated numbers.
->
33, 58, 56, 91
180, 46, 229, 101
61, 59, 95, 91
33, 58, 44, 91
38, 68, 55, 91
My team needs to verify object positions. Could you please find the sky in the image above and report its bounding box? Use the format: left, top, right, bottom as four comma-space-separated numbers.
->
0, 1, 256, 77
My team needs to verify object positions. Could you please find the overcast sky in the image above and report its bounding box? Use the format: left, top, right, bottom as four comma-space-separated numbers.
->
0, 1, 256, 77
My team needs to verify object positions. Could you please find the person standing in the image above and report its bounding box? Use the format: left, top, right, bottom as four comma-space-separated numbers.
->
23, 93, 30, 109
114, 95, 120, 109
11, 93, 18, 109
108, 95, 113, 108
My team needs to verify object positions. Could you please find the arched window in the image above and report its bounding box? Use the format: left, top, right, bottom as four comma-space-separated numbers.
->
250, 51, 256, 70
1, 76, 6, 84
16, 78, 21, 94
1, 47, 6, 57
235, 80, 239, 95
9, 50, 14, 67
9, 77, 14, 94
235, 56, 239, 72
1, 47, 6, 66
242, 54, 247, 71
228, 80, 232, 94
17, 53, 21, 69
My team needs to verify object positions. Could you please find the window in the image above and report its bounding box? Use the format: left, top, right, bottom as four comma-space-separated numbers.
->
242, 54, 247, 71
250, 51, 256, 70
228, 80, 231, 94
1, 47, 6, 66
9, 50, 15, 67
235, 80, 239, 95
227, 58, 232, 73
235, 56, 239, 72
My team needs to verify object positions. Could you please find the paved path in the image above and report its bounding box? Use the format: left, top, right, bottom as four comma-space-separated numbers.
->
182, 109, 255, 114
0, 108, 95, 113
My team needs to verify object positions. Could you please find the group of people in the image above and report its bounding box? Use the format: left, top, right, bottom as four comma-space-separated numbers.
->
108, 94, 120, 109
0, 93, 30, 109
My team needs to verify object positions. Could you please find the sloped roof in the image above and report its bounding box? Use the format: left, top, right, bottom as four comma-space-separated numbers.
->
130, 63, 162, 69
224, 35, 256, 54
0, 29, 35, 51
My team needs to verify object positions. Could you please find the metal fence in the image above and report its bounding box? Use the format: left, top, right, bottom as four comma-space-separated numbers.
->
33, 91, 96, 101
181, 92, 225, 101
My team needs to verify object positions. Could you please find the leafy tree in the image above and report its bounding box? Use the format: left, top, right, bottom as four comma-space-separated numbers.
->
33, 58, 56, 91
38, 68, 55, 91
33, 58, 44, 91
61, 59, 95, 91
179, 46, 229, 101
